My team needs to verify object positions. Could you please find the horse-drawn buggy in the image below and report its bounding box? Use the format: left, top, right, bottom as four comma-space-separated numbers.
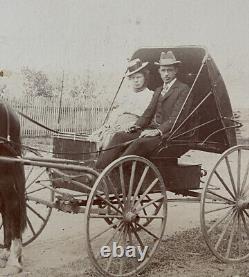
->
0, 45, 247, 276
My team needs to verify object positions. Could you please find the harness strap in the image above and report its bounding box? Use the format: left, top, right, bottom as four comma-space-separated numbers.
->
1, 101, 10, 141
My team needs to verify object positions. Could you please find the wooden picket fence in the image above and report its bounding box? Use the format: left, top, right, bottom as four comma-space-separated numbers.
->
4, 96, 110, 137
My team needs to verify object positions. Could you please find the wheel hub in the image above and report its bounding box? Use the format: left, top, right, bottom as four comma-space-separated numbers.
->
124, 211, 138, 223
237, 199, 249, 210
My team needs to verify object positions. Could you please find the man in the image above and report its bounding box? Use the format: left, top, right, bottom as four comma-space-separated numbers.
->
96, 51, 190, 169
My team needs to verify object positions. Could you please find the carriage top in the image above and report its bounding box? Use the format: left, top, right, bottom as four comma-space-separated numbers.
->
129, 45, 238, 154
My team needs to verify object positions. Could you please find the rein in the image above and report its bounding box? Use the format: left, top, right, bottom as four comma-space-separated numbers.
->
18, 111, 90, 136
0, 135, 137, 156
15, 111, 138, 155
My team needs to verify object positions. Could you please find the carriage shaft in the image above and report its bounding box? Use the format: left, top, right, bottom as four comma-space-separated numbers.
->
27, 195, 111, 215
0, 156, 97, 174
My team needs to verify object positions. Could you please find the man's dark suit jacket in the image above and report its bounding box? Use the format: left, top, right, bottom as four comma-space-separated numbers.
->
136, 79, 190, 136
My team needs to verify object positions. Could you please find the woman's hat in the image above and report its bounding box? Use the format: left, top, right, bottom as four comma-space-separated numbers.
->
155, 51, 181, 66
126, 58, 149, 77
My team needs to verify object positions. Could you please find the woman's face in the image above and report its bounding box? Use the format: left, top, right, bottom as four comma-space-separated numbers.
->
129, 72, 145, 90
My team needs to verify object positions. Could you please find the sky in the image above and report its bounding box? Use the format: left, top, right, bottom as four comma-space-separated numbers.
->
0, 0, 249, 107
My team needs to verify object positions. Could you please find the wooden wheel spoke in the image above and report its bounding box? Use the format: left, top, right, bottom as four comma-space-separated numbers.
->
27, 217, 36, 236
207, 208, 233, 234
26, 203, 46, 222
214, 210, 235, 251
26, 169, 46, 190
119, 165, 126, 207
237, 149, 241, 195
105, 176, 124, 212
132, 166, 150, 206
119, 225, 128, 275
96, 194, 123, 215
135, 222, 159, 240
242, 184, 249, 199
225, 213, 237, 258
241, 212, 249, 239
127, 161, 137, 206
205, 205, 232, 214
26, 186, 47, 195
130, 223, 144, 248
126, 225, 137, 268
138, 195, 150, 224
146, 195, 158, 209
105, 225, 124, 271
134, 178, 159, 208
225, 156, 237, 197
25, 166, 35, 183
90, 220, 122, 242
138, 215, 164, 219
240, 159, 249, 196
237, 213, 242, 257
206, 190, 235, 204
136, 196, 164, 213
214, 170, 235, 200
244, 210, 249, 219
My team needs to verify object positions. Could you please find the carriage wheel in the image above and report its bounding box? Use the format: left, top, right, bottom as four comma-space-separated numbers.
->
23, 149, 55, 246
85, 155, 167, 277
201, 145, 249, 263
0, 149, 54, 247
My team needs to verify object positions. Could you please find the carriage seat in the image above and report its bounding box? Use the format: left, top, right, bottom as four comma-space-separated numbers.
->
150, 142, 200, 191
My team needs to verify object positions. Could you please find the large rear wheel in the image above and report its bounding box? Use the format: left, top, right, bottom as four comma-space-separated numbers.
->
201, 145, 249, 262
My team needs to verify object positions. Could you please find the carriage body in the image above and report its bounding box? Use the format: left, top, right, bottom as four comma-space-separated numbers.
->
52, 45, 237, 194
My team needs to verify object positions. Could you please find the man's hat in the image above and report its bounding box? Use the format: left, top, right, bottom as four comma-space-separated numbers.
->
155, 51, 181, 66
126, 58, 149, 77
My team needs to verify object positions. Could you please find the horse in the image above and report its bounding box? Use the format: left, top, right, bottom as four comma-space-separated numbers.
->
0, 101, 26, 275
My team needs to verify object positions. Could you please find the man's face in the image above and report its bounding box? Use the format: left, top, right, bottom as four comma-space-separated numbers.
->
159, 65, 177, 84
129, 72, 145, 90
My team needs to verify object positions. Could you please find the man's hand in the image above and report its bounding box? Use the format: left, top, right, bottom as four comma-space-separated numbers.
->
126, 125, 141, 133
139, 129, 161, 138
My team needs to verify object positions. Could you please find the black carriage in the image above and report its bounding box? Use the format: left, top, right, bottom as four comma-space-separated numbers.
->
0, 45, 246, 277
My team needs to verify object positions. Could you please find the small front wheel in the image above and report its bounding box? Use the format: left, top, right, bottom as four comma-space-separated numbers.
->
85, 155, 167, 276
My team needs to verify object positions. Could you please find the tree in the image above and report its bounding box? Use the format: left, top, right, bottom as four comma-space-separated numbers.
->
0, 84, 8, 97
21, 67, 53, 97
69, 71, 96, 99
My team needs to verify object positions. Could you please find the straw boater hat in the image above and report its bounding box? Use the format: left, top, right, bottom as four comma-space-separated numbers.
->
126, 58, 149, 77
155, 51, 181, 66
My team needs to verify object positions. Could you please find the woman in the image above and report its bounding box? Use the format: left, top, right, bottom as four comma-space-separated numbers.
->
90, 58, 153, 150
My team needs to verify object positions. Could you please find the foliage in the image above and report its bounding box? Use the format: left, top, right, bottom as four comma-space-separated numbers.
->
21, 67, 53, 97
69, 71, 96, 99
0, 84, 8, 97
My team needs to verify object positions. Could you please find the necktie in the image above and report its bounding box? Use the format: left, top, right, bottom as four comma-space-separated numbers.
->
161, 84, 169, 96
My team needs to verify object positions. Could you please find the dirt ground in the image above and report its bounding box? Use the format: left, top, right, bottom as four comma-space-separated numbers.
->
3, 139, 249, 276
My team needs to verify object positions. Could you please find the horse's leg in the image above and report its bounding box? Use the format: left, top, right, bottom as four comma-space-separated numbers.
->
0, 201, 11, 268
0, 187, 23, 275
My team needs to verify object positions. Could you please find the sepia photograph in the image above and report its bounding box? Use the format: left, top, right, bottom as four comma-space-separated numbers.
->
0, 0, 249, 276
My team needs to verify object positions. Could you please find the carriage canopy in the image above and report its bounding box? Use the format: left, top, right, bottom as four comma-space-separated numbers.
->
131, 46, 237, 154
